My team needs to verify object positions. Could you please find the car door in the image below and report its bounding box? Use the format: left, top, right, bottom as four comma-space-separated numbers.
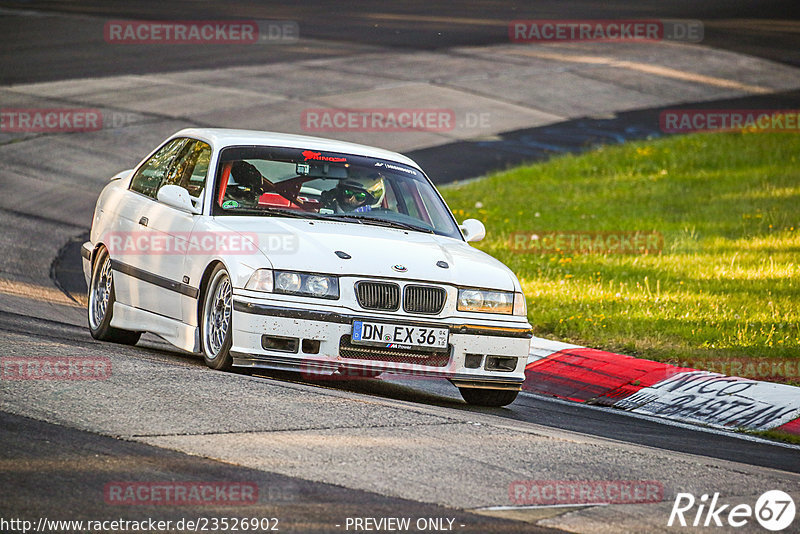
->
144, 139, 212, 322
111, 137, 189, 317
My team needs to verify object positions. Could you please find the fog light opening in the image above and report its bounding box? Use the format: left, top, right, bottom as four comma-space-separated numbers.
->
302, 339, 321, 354
261, 335, 299, 353
485, 356, 517, 372
464, 353, 484, 369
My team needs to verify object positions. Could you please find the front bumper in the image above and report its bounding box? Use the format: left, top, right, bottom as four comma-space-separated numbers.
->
231, 296, 531, 388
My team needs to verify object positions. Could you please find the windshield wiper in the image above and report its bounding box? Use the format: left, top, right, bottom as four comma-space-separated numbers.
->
226, 207, 328, 220
326, 214, 434, 233
227, 208, 434, 233
264, 207, 332, 220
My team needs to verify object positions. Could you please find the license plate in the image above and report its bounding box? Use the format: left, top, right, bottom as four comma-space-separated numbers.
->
351, 320, 449, 351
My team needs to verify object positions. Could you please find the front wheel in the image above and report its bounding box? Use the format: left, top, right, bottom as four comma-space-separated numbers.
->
200, 264, 233, 371
459, 387, 519, 407
87, 248, 141, 345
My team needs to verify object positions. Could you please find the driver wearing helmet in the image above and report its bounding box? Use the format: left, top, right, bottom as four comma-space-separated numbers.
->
323, 173, 385, 213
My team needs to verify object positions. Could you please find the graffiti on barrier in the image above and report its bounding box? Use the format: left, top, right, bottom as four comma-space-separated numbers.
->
614, 371, 800, 430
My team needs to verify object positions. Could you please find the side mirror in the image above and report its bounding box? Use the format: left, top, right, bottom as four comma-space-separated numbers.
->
157, 185, 200, 214
459, 218, 486, 242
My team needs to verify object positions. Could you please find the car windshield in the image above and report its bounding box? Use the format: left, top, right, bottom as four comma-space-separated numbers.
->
212, 146, 462, 239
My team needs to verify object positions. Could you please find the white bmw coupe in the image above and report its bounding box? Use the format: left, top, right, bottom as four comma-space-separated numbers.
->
83, 129, 531, 406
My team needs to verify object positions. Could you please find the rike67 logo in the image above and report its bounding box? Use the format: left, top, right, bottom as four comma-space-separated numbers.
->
668, 490, 796, 531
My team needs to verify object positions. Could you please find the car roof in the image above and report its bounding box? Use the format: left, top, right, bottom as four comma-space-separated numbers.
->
173, 128, 422, 170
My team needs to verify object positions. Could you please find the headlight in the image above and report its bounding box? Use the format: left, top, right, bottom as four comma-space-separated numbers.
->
457, 288, 514, 314
245, 269, 273, 292
274, 270, 339, 299
275, 271, 302, 293
306, 275, 332, 295
513, 292, 527, 317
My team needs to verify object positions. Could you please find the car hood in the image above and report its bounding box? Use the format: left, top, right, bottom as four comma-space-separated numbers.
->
214, 217, 520, 291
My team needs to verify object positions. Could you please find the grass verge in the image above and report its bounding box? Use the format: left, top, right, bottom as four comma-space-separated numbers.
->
747, 429, 800, 446
440, 132, 800, 383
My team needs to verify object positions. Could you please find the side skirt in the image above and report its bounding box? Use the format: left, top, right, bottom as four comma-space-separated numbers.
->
110, 302, 199, 353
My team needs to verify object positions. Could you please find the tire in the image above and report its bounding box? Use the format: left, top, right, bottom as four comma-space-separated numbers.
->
459, 387, 519, 407
87, 248, 141, 345
200, 264, 233, 371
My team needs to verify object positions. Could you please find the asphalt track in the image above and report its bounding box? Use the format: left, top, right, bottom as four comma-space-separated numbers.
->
2, 411, 545, 534
1, 0, 799, 84
2, 2, 800, 533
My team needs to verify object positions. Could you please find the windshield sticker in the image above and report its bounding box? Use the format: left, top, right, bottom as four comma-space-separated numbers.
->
221, 200, 240, 209
296, 163, 310, 175
375, 161, 417, 175
302, 150, 346, 163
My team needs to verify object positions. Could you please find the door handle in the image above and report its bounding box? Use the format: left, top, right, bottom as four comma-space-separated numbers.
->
139, 216, 149, 227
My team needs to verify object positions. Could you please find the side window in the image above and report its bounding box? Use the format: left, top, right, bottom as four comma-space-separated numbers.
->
129, 138, 187, 198
397, 180, 423, 220
383, 178, 400, 212
160, 139, 212, 199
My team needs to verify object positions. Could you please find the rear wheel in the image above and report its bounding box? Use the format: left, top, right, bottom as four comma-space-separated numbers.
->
200, 264, 233, 371
87, 248, 141, 345
459, 387, 519, 407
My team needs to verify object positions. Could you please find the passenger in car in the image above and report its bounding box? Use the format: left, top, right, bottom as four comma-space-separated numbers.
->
227, 160, 269, 207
